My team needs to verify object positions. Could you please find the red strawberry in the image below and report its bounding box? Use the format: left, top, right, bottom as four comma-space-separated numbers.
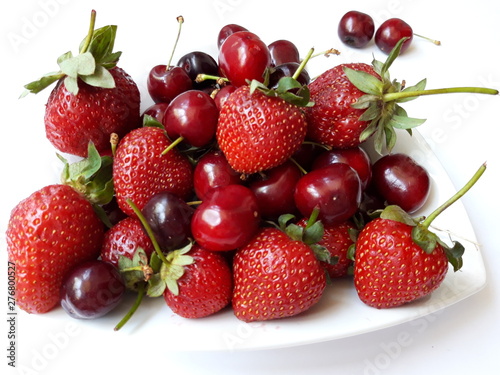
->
298, 218, 356, 278
113, 126, 194, 217
354, 217, 449, 309
6, 184, 105, 314
216, 85, 307, 174
44, 66, 141, 157
164, 244, 233, 318
22, 11, 141, 157
306, 62, 379, 149
100, 217, 155, 268
232, 225, 326, 322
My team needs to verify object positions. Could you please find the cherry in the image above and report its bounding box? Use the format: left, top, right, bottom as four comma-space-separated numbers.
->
162, 90, 219, 148
213, 84, 237, 111
193, 150, 242, 200
249, 160, 302, 219
141, 191, 194, 251
312, 146, 372, 190
374, 18, 413, 54
142, 102, 169, 124
291, 143, 324, 171
217, 23, 248, 49
218, 31, 271, 87
60, 260, 125, 319
294, 163, 362, 225
370, 153, 430, 213
177, 51, 219, 88
191, 184, 260, 251
338, 10, 375, 48
268, 39, 301, 66
147, 65, 192, 104
268, 62, 310, 89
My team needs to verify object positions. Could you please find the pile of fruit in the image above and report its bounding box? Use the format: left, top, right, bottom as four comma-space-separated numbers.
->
6, 10, 496, 329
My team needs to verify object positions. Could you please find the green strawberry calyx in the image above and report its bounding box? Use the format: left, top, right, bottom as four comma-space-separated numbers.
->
377, 162, 487, 272
21, 10, 121, 97
345, 38, 498, 154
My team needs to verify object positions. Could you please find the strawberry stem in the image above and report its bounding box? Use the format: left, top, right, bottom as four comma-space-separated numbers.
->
114, 282, 145, 331
79, 10, 97, 54
422, 162, 487, 229
383, 87, 498, 102
126, 198, 170, 265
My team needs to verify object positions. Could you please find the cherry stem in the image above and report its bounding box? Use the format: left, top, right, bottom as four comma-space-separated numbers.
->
289, 157, 308, 175
126, 198, 170, 265
79, 9, 96, 54
161, 136, 184, 155
310, 48, 341, 58
195, 74, 229, 85
422, 162, 487, 229
167, 16, 184, 69
114, 282, 145, 331
293, 48, 314, 81
414, 33, 441, 46
383, 87, 498, 102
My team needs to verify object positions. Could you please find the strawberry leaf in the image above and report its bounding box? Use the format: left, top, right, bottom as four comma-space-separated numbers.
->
80, 64, 115, 89
119, 248, 149, 291
343, 67, 383, 95
59, 51, 96, 78
397, 78, 427, 103
21, 72, 65, 97
388, 114, 426, 130
380, 205, 417, 226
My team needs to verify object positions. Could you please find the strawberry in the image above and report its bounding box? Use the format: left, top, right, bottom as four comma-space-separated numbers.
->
354, 163, 486, 309
113, 126, 194, 217
298, 218, 356, 278
216, 77, 310, 174
306, 62, 380, 149
232, 215, 327, 322
306, 38, 498, 154
163, 244, 233, 318
6, 184, 105, 314
22, 10, 141, 157
100, 217, 155, 268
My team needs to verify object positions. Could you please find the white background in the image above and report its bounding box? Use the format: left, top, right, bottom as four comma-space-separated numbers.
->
1, 0, 499, 374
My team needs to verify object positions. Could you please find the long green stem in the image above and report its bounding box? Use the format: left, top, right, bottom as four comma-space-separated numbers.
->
114, 282, 145, 331
167, 16, 184, 68
293, 48, 314, 80
79, 10, 96, 54
126, 199, 169, 265
383, 87, 498, 102
422, 162, 487, 228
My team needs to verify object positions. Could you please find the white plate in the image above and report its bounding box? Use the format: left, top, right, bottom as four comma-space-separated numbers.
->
11, 129, 486, 355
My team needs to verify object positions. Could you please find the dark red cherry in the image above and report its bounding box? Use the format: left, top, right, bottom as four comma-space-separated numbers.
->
191, 185, 260, 251
213, 85, 237, 111
177, 51, 219, 88
218, 31, 271, 87
338, 10, 375, 48
217, 24, 248, 49
142, 191, 194, 251
375, 18, 413, 54
268, 39, 300, 66
60, 260, 125, 319
163, 90, 219, 148
142, 102, 170, 124
291, 143, 324, 171
294, 163, 362, 225
268, 62, 310, 89
147, 65, 193, 104
193, 150, 242, 200
370, 153, 430, 213
312, 146, 372, 190
249, 160, 302, 219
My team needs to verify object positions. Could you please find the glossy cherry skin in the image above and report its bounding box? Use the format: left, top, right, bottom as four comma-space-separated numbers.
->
312, 146, 372, 190
249, 160, 302, 219
268, 62, 310, 89
177, 51, 219, 88
338, 10, 375, 48
294, 163, 362, 225
268, 39, 300, 66
214, 85, 237, 111
60, 260, 125, 319
217, 24, 248, 49
191, 184, 260, 251
370, 153, 430, 213
218, 31, 271, 87
142, 102, 169, 124
193, 150, 242, 200
375, 18, 413, 54
147, 65, 193, 104
142, 191, 194, 251
163, 90, 219, 147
